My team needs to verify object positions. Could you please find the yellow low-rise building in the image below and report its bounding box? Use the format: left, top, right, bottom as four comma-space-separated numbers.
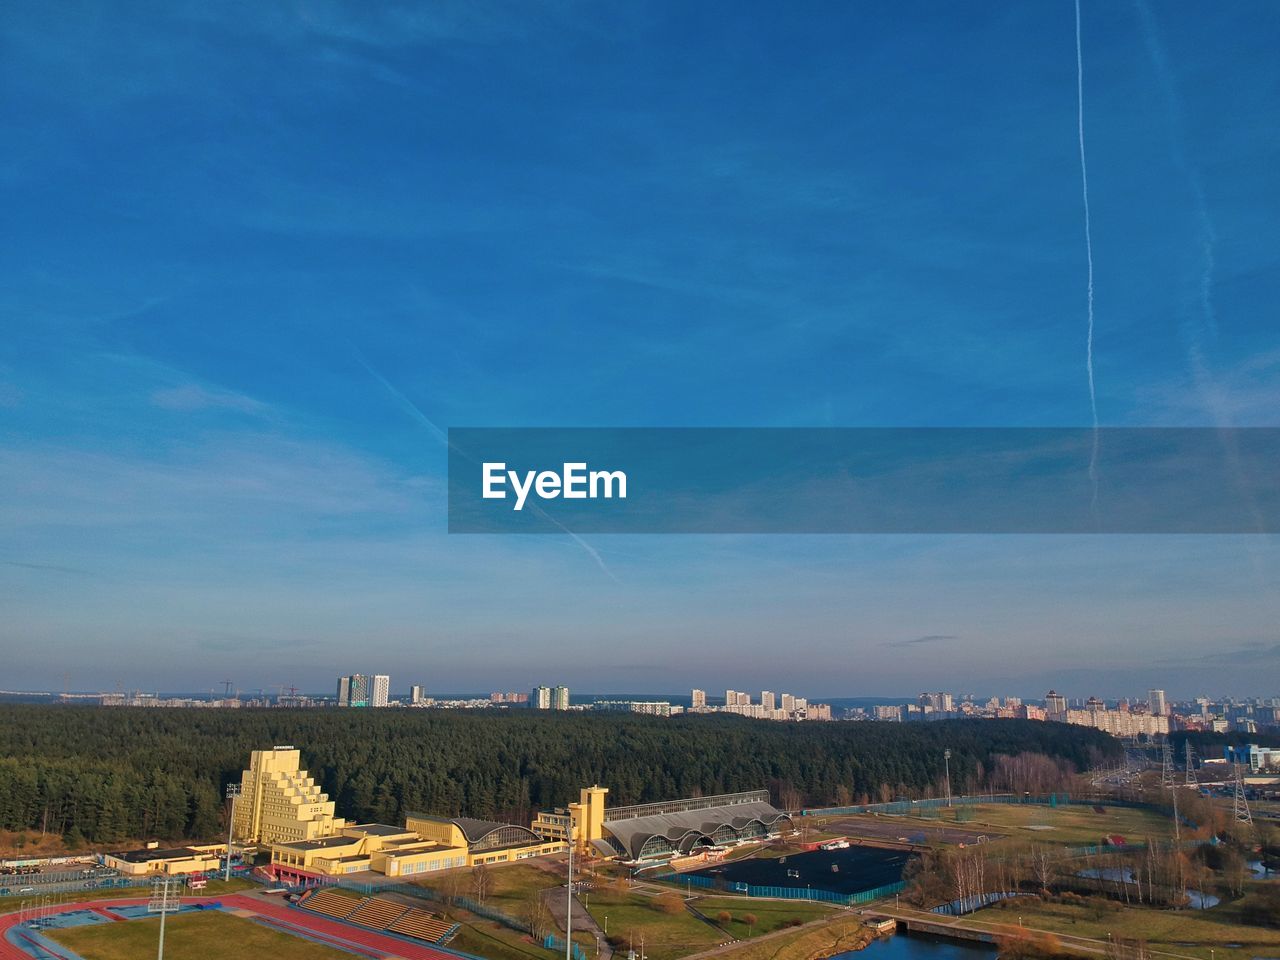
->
103, 842, 226, 877
404, 814, 564, 867
271, 816, 565, 879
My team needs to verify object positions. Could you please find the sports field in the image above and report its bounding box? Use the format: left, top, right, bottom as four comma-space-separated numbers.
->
47, 909, 352, 960
826, 802, 1179, 848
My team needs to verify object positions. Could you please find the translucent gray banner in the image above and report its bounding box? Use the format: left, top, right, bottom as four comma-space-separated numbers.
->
447, 428, 1279, 533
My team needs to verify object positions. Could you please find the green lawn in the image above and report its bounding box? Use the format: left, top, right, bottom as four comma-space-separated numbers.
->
450, 919, 561, 960
479, 861, 564, 915
700, 916, 871, 960
948, 803, 1180, 845
582, 884, 723, 960
48, 908, 351, 960
826, 802, 1181, 849
694, 896, 835, 936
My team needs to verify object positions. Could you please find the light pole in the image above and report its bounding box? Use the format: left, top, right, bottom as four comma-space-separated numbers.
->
224, 783, 241, 883
149, 875, 179, 960
943, 750, 953, 809
565, 840, 573, 960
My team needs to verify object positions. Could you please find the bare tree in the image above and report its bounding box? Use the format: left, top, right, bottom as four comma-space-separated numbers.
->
525, 891, 554, 939
1031, 847, 1055, 893
471, 863, 491, 905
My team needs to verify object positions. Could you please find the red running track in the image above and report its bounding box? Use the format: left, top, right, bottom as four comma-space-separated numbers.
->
0, 894, 469, 960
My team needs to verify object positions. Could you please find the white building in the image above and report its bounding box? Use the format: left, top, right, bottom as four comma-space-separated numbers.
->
1148, 689, 1167, 717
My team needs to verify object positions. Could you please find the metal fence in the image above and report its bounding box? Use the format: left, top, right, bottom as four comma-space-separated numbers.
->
0, 875, 146, 899
653, 871, 906, 906
800, 792, 1075, 817
542, 934, 589, 960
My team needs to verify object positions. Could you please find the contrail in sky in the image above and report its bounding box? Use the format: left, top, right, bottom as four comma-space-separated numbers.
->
352, 347, 618, 581
1134, 1, 1269, 545
1074, 0, 1100, 506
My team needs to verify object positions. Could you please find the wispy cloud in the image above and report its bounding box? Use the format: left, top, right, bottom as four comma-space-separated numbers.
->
1163, 640, 1280, 665
0, 560, 88, 575
151, 383, 266, 414
884, 634, 960, 648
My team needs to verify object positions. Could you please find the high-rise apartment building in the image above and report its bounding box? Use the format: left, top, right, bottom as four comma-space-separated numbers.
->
725, 689, 738, 707
1044, 690, 1068, 720
531, 686, 552, 709
552, 685, 571, 711
372, 675, 390, 708
1148, 689, 1167, 717
410, 685, 425, 706
780, 693, 796, 713
691, 689, 706, 710
761, 691, 776, 711
337, 674, 373, 707
351, 674, 371, 707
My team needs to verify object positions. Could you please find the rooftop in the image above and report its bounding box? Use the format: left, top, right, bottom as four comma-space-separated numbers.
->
273, 836, 362, 852
108, 846, 211, 864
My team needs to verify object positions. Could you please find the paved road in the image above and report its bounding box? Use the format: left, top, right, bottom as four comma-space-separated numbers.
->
543, 884, 612, 960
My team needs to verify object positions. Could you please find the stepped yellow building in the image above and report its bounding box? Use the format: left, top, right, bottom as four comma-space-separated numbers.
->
232, 746, 345, 845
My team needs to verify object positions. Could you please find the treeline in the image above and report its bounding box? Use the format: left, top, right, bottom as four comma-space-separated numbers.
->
0, 707, 1119, 845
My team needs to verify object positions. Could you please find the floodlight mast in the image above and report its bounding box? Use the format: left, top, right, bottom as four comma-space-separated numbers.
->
944, 749, 953, 808
149, 875, 179, 960
224, 783, 241, 883
565, 839, 573, 960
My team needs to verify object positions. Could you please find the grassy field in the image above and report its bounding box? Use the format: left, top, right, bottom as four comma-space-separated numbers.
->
701, 915, 871, 960
583, 883, 723, 960
450, 918, 561, 960
47, 908, 352, 960
962, 896, 1280, 960
478, 861, 564, 915
826, 802, 1180, 848
694, 896, 835, 936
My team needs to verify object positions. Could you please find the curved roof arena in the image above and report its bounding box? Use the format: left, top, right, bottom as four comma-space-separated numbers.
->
602, 800, 792, 860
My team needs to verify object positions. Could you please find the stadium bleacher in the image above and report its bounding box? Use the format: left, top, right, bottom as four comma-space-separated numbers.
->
301, 888, 362, 920
302, 890, 456, 944
347, 896, 409, 929
388, 907, 458, 944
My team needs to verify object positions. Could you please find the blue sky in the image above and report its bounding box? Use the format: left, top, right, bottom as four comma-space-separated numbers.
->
2, 1, 1278, 698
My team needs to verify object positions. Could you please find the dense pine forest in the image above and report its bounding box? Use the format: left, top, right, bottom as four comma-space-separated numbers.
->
0, 706, 1120, 846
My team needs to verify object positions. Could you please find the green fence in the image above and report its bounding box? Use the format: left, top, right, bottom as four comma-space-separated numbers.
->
654, 871, 905, 906
800, 792, 1075, 817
